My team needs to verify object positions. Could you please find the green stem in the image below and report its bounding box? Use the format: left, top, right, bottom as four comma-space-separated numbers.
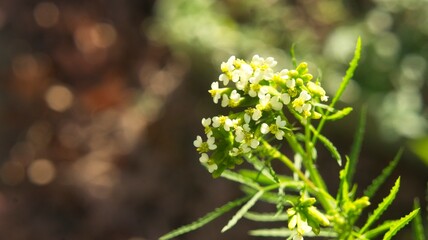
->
304, 119, 328, 193
261, 140, 335, 211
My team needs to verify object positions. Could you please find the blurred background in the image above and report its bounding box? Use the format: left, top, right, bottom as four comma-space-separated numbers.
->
0, 0, 427, 239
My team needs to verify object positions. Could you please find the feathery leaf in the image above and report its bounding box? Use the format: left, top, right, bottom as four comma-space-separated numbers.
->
383, 208, 420, 240
360, 177, 401, 234
159, 196, 250, 240
221, 190, 263, 232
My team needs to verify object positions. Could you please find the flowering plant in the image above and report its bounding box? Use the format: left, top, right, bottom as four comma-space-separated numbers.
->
160, 38, 422, 240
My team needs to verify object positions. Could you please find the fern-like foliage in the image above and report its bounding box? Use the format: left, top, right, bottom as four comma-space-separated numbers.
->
360, 177, 401, 234
158, 196, 250, 240
383, 208, 420, 240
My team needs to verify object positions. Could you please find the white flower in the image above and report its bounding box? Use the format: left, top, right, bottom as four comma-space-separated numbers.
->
286, 78, 296, 89
207, 163, 218, 173
224, 118, 234, 131
250, 139, 260, 148
234, 126, 245, 143
212, 116, 221, 128
199, 153, 209, 163
321, 95, 329, 102
219, 73, 230, 86
292, 90, 312, 113
207, 136, 217, 150
193, 135, 217, 152
281, 93, 291, 105
202, 118, 211, 127
252, 108, 262, 120
209, 82, 222, 103
261, 123, 270, 134
220, 56, 235, 73
258, 93, 271, 110
193, 135, 203, 148
270, 95, 283, 111
221, 94, 229, 107
257, 86, 270, 99
260, 116, 287, 140
229, 90, 241, 107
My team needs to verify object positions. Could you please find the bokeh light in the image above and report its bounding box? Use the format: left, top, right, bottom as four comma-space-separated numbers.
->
27, 159, 56, 185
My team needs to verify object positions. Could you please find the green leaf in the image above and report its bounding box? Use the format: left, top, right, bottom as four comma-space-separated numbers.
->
244, 211, 288, 222
347, 106, 367, 184
336, 156, 350, 204
359, 177, 401, 234
249, 227, 337, 237
324, 107, 353, 121
412, 199, 426, 240
221, 170, 260, 189
364, 149, 402, 198
330, 36, 362, 107
310, 125, 342, 166
383, 208, 420, 240
159, 196, 250, 240
363, 221, 395, 239
221, 190, 264, 232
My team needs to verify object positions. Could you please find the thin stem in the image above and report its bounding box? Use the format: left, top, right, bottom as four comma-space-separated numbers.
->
304, 119, 328, 192
261, 140, 335, 211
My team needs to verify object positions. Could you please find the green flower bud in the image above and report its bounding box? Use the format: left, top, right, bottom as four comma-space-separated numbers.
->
296, 62, 308, 74
307, 206, 330, 226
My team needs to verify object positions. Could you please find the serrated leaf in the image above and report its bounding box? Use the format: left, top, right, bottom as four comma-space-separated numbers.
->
363, 221, 395, 239
221, 170, 260, 189
244, 211, 288, 222
249, 227, 337, 237
324, 107, 353, 121
221, 190, 264, 232
347, 106, 367, 184
383, 208, 420, 240
364, 150, 402, 198
330, 37, 362, 107
310, 125, 342, 166
359, 177, 401, 234
412, 199, 426, 240
159, 196, 250, 240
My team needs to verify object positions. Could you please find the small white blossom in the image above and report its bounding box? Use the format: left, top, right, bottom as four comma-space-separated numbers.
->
250, 139, 260, 148
207, 163, 218, 173
292, 90, 312, 113
202, 118, 211, 127
229, 90, 241, 106
193, 135, 203, 148
286, 78, 296, 89
261, 123, 270, 135
270, 95, 283, 111
194, 135, 217, 152
260, 116, 287, 140
252, 108, 262, 120
207, 136, 217, 150
199, 153, 209, 163
221, 94, 229, 107
235, 126, 245, 143
281, 93, 291, 105
209, 82, 222, 103
219, 73, 230, 86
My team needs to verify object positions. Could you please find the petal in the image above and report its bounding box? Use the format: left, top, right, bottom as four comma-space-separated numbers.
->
261, 123, 270, 134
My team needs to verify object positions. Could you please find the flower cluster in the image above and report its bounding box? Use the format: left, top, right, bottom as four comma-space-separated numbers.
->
194, 55, 329, 176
